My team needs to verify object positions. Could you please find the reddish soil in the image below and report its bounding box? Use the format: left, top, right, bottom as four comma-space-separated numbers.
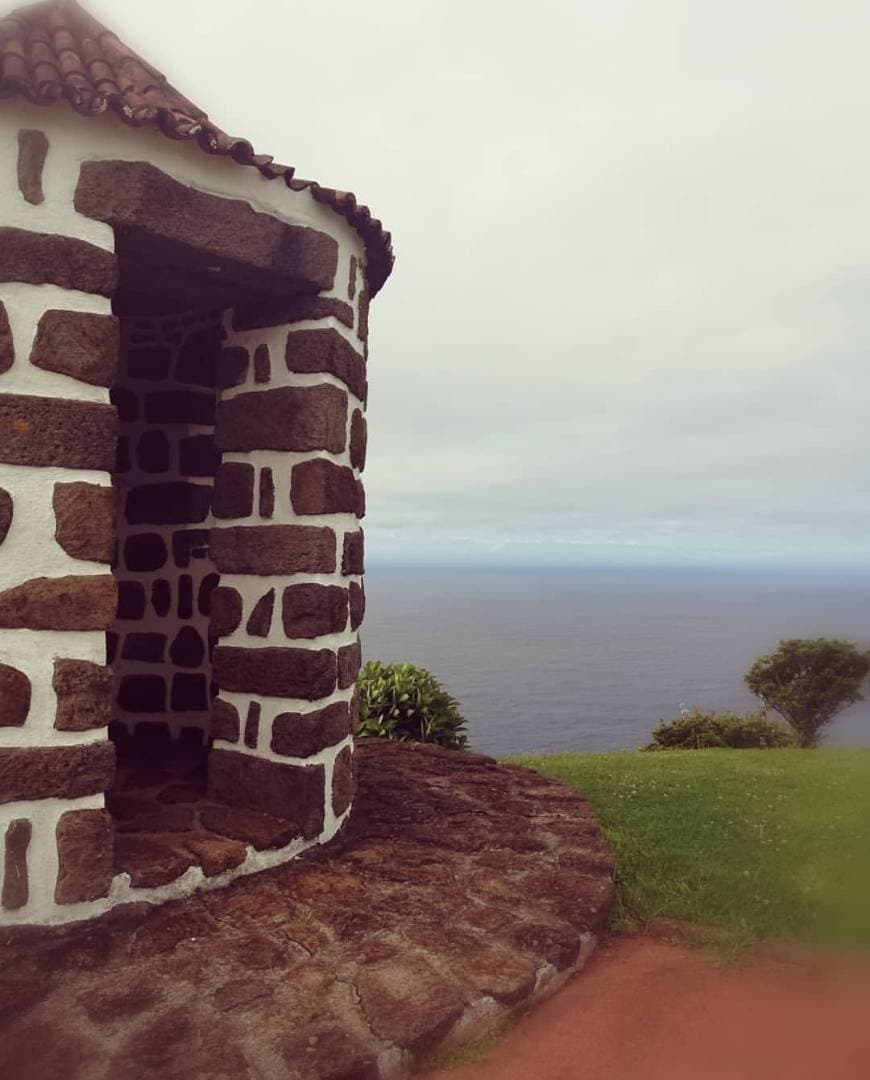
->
422, 934, 870, 1080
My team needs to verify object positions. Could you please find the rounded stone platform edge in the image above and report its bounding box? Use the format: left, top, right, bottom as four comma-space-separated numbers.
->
0, 739, 616, 1080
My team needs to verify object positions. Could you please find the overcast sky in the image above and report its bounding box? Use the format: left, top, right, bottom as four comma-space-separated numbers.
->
91, 0, 870, 568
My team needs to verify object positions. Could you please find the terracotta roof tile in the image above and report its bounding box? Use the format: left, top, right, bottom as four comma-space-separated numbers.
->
0, 0, 393, 294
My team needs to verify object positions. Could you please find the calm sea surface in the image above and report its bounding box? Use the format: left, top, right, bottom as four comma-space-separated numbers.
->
361, 564, 870, 756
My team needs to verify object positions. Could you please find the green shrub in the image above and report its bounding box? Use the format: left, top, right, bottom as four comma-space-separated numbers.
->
644, 706, 796, 751
356, 661, 469, 750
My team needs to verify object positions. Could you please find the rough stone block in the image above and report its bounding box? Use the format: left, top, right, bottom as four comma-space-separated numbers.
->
174, 326, 222, 387
2, 819, 31, 910
124, 533, 168, 572
282, 583, 348, 639
213, 646, 337, 700
171, 673, 209, 712
243, 702, 261, 749
53, 659, 112, 731
285, 327, 367, 401
342, 530, 365, 575
117, 674, 165, 713
0, 743, 115, 804
291, 459, 363, 516
76, 160, 339, 293
254, 344, 271, 383
212, 462, 255, 519
0, 301, 13, 374
111, 385, 138, 422
350, 409, 367, 470
208, 749, 325, 838
126, 482, 212, 525
126, 344, 172, 381
245, 589, 275, 637
55, 809, 113, 904
144, 390, 215, 426
0, 486, 11, 546
332, 746, 355, 816
17, 129, 49, 205
209, 586, 243, 638
234, 294, 354, 331
0, 227, 117, 297
0, 575, 116, 630
211, 699, 240, 743
337, 641, 362, 690
30, 310, 119, 387
53, 482, 115, 563
152, 579, 172, 617
215, 347, 248, 389
136, 430, 170, 473
0, 393, 117, 470
349, 581, 365, 630
121, 633, 166, 663
169, 627, 205, 668
0, 662, 30, 727
117, 580, 147, 619
258, 467, 275, 518
198, 801, 301, 851
211, 525, 336, 575
271, 701, 353, 758
215, 384, 347, 454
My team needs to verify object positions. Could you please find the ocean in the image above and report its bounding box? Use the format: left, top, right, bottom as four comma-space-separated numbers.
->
361, 564, 870, 757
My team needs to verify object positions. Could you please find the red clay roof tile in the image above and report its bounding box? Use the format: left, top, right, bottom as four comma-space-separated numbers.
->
0, 0, 393, 294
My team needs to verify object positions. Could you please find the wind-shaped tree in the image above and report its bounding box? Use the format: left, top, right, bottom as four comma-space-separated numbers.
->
745, 638, 870, 748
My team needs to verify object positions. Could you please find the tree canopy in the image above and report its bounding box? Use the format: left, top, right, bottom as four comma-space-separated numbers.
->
745, 638, 870, 748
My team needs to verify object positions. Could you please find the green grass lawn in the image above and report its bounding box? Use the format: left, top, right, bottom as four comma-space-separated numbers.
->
508, 749, 870, 952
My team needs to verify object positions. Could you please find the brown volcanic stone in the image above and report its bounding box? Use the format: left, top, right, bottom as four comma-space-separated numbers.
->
208, 749, 325, 837
211, 524, 336, 575
2, 819, 31, 910
0, 392, 117, 470
211, 699, 241, 743
291, 458, 363, 516
282, 583, 348, 638
0, 227, 117, 296
358, 285, 371, 342
285, 327, 367, 401
253, 343, 271, 382
53, 482, 115, 563
342, 530, 364, 575
258, 466, 275, 518
0, 488, 11, 546
338, 641, 362, 689
209, 586, 243, 638
184, 833, 247, 877
124, 532, 167, 572
212, 462, 255, 519
350, 409, 367, 470
215, 384, 347, 454
0, 743, 115, 804
0, 575, 116, 630
30, 309, 119, 387
0, 302, 13, 374
245, 588, 274, 636
53, 659, 112, 731
17, 129, 49, 205
348, 255, 358, 300
349, 581, 365, 630
0, 663, 30, 727
113, 835, 193, 889
234, 294, 355, 331
199, 802, 301, 850
55, 809, 113, 904
174, 325, 222, 387
76, 159, 339, 292
215, 346, 249, 388
213, 646, 337, 699
144, 389, 215, 425
332, 746, 355, 816
243, 702, 261, 749
126, 482, 211, 525
271, 701, 353, 758
179, 434, 220, 477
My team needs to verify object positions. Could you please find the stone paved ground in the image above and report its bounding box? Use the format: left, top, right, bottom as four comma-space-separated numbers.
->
0, 740, 615, 1080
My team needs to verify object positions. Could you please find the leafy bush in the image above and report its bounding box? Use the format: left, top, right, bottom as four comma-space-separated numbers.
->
356, 661, 469, 750
644, 706, 796, 751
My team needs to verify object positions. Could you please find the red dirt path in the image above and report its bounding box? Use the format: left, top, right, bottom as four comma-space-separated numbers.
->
422, 934, 870, 1080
